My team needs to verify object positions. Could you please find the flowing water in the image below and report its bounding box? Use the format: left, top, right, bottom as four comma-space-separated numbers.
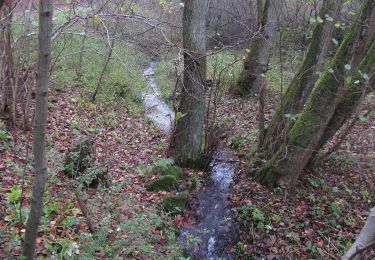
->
143, 59, 174, 134
143, 60, 238, 259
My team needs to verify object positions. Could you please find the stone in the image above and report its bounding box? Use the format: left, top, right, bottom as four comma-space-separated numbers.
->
162, 193, 189, 214
147, 175, 178, 191
151, 165, 183, 180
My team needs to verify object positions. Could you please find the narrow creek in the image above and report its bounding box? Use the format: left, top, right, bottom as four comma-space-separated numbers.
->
143, 60, 239, 259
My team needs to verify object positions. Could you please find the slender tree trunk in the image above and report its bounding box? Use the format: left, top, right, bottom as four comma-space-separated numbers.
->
342, 206, 375, 260
91, 13, 120, 101
256, 1, 375, 188
234, 0, 279, 95
0, 3, 13, 118
170, 0, 208, 168
77, 20, 88, 81
262, 0, 343, 156
22, 0, 53, 259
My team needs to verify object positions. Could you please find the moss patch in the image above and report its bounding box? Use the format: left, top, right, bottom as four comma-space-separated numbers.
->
151, 165, 183, 180
162, 193, 189, 214
147, 175, 178, 192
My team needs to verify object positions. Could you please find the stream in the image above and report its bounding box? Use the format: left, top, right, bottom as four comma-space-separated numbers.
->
143, 60, 239, 259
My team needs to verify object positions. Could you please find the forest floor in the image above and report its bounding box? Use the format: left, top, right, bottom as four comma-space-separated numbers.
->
0, 83, 374, 259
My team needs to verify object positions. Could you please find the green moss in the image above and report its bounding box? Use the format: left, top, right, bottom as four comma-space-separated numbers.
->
151, 165, 183, 180
147, 175, 178, 192
162, 193, 189, 214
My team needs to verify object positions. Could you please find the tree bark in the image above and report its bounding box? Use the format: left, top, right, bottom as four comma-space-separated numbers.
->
0, 3, 13, 118
234, 0, 279, 95
170, 0, 208, 168
262, 0, 343, 156
22, 0, 53, 259
256, 0, 375, 188
342, 206, 375, 260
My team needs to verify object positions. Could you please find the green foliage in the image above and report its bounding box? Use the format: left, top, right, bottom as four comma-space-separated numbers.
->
64, 138, 94, 178
186, 173, 203, 191
0, 130, 11, 141
329, 200, 343, 218
162, 193, 189, 214
239, 205, 265, 228
234, 242, 253, 259
80, 212, 182, 259
7, 186, 22, 204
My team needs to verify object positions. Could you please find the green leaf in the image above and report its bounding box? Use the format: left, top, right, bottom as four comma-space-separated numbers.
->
175, 112, 186, 121
317, 16, 324, 24
130, 3, 137, 13
358, 115, 367, 122
332, 38, 339, 45
344, 64, 352, 71
362, 73, 370, 81
345, 76, 353, 85
325, 14, 334, 22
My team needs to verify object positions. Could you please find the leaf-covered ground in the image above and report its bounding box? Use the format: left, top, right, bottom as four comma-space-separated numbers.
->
0, 87, 184, 258
0, 85, 374, 259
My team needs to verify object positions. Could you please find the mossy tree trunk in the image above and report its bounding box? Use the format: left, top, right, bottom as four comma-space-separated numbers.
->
234, 0, 279, 95
256, 1, 375, 188
170, 0, 208, 168
311, 9, 375, 159
261, 0, 343, 156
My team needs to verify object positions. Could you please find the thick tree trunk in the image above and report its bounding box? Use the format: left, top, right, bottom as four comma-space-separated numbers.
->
234, 0, 279, 95
22, 0, 53, 259
170, 0, 208, 168
262, 0, 342, 156
342, 206, 375, 260
256, 1, 375, 188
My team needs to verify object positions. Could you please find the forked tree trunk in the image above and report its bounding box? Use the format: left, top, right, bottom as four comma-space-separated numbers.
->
312, 9, 375, 156
170, 0, 208, 168
234, 0, 279, 95
256, 1, 375, 188
343, 206, 375, 260
262, 0, 343, 156
22, 0, 53, 259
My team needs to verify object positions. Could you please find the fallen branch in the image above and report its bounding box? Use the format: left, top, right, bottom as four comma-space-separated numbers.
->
74, 190, 96, 234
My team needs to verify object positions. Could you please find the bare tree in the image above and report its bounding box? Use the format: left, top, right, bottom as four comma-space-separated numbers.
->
22, 0, 53, 258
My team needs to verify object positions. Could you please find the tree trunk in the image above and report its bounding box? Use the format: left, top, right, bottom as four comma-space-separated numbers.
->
342, 206, 375, 260
170, 0, 208, 168
262, 0, 343, 156
256, 0, 375, 188
0, 3, 13, 118
22, 0, 53, 259
311, 9, 375, 157
234, 0, 279, 95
